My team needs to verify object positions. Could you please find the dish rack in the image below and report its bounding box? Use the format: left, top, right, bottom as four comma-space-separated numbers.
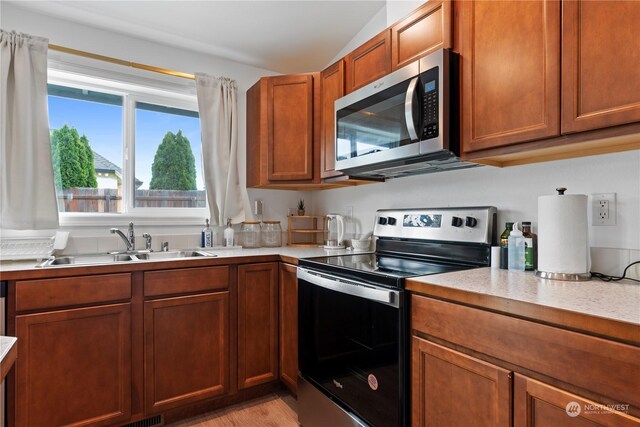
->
0, 236, 56, 261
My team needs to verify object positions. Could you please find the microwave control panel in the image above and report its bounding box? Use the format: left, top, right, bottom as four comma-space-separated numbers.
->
420, 66, 439, 140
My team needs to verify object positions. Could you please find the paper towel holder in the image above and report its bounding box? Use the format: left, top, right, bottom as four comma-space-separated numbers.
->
535, 270, 591, 281
535, 186, 592, 281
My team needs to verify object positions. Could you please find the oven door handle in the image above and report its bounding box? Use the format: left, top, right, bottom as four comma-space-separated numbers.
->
298, 268, 399, 308
404, 76, 419, 142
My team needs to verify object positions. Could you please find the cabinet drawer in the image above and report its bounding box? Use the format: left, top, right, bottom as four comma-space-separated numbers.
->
16, 273, 132, 312
412, 295, 640, 409
144, 266, 229, 297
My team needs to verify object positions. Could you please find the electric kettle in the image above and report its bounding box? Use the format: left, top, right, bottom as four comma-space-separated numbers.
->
324, 214, 345, 249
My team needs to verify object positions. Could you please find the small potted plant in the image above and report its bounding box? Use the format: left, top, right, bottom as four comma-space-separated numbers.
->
297, 199, 306, 216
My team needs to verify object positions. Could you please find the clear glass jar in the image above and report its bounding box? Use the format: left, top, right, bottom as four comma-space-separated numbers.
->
240, 221, 261, 248
261, 221, 282, 247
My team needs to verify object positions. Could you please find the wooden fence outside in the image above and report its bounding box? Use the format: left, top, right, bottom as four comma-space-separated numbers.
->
57, 188, 206, 212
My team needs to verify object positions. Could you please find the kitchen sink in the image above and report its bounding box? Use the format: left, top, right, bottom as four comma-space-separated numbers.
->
144, 250, 217, 259
37, 249, 216, 267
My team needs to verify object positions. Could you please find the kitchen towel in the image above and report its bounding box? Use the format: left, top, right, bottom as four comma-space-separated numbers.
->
537, 192, 590, 275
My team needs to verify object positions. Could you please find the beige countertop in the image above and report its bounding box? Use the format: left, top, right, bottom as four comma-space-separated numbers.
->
407, 267, 640, 343
0, 246, 361, 273
1, 336, 17, 380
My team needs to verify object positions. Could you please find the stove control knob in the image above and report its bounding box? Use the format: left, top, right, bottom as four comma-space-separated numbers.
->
378, 217, 388, 225
451, 216, 463, 227
387, 217, 397, 226
465, 216, 478, 227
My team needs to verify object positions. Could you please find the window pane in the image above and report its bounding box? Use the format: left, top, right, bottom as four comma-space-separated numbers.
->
48, 84, 124, 213
134, 102, 205, 208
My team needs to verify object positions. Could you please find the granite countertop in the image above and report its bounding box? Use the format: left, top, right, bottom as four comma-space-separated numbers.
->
406, 267, 640, 343
1, 336, 17, 380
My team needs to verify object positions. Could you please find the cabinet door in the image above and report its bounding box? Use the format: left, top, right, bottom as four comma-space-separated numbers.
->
238, 262, 278, 389
460, 0, 560, 153
562, 1, 640, 134
412, 337, 511, 427
345, 30, 392, 93
320, 60, 345, 179
391, 0, 452, 70
144, 292, 229, 414
514, 374, 640, 427
267, 74, 314, 181
279, 263, 298, 393
16, 303, 131, 427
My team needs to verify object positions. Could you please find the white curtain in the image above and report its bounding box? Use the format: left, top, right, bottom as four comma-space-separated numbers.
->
196, 74, 245, 226
0, 30, 59, 229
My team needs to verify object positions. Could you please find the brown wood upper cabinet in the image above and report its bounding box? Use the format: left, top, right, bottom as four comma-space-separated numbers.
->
320, 60, 345, 179
278, 263, 298, 393
237, 262, 279, 389
391, 0, 452, 71
459, 0, 561, 153
345, 29, 392, 94
562, 0, 640, 134
412, 336, 511, 427
246, 74, 320, 187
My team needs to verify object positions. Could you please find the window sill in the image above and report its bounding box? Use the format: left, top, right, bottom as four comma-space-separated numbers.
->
59, 212, 208, 228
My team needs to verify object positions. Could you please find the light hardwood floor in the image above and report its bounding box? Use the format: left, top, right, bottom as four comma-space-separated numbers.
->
168, 392, 299, 427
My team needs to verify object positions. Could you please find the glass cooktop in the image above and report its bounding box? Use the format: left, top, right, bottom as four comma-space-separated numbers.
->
299, 253, 473, 289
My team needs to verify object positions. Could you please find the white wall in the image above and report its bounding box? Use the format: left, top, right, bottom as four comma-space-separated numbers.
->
1, 3, 306, 243
326, 0, 423, 67
312, 151, 640, 275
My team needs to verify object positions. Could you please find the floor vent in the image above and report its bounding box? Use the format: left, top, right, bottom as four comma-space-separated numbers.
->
121, 415, 164, 427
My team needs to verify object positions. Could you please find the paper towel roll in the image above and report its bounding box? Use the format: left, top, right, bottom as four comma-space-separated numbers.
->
538, 193, 590, 275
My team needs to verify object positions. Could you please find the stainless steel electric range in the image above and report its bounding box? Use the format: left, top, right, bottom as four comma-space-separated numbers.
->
297, 207, 497, 427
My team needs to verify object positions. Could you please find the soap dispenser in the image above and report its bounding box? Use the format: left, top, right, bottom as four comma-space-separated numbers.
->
223, 218, 235, 247
508, 222, 526, 271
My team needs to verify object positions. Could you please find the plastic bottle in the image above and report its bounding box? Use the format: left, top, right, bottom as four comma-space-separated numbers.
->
522, 221, 537, 271
508, 222, 526, 271
201, 218, 213, 248
224, 218, 235, 247
499, 222, 514, 269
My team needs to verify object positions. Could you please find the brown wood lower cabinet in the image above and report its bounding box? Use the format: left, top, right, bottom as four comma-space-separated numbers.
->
514, 374, 640, 427
237, 262, 279, 389
412, 336, 511, 427
278, 263, 298, 393
411, 293, 640, 427
15, 303, 131, 427
144, 292, 229, 414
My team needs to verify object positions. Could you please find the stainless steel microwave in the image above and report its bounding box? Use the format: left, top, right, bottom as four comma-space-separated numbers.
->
334, 49, 478, 179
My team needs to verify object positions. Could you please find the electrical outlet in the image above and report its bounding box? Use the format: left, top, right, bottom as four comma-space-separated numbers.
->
592, 193, 616, 226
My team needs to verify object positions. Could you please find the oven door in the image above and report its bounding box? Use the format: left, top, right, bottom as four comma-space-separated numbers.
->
334, 61, 422, 172
298, 267, 408, 427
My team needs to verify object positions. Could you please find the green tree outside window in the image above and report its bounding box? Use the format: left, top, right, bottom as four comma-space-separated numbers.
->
51, 125, 98, 189
149, 130, 197, 190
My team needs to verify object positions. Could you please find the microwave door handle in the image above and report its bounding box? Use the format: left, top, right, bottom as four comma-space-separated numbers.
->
404, 76, 419, 141
298, 268, 399, 308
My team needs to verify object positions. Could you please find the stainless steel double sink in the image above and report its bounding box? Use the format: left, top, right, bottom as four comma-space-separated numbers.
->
37, 249, 217, 267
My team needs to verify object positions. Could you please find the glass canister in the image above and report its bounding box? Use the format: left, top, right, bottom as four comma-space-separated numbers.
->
261, 221, 282, 247
240, 221, 261, 248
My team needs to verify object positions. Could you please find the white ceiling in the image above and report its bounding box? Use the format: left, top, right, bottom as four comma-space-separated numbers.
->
7, 0, 386, 73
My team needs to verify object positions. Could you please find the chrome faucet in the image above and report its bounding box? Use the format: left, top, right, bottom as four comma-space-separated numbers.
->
142, 233, 152, 251
110, 222, 135, 252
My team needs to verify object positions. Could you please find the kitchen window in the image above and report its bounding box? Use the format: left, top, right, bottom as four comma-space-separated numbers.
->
47, 67, 207, 224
